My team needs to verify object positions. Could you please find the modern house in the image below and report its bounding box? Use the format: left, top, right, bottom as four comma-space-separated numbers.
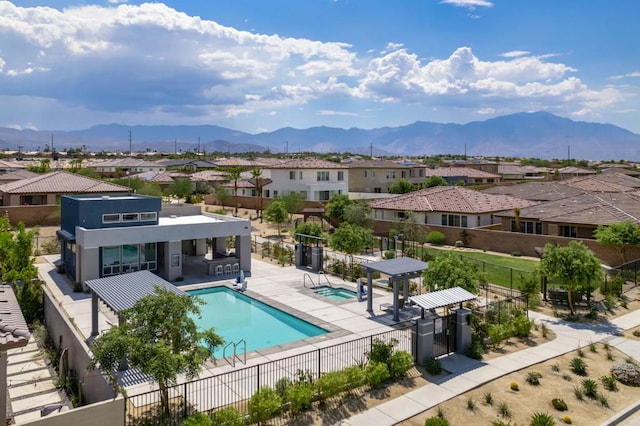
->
370, 186, 536, 228
424, 167, 501, 186
261, 158, 348, 201
56, 194, 252, 288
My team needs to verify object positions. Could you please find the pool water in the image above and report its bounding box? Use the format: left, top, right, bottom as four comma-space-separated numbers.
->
187, 287, 327, 357
313, 286, 357, 301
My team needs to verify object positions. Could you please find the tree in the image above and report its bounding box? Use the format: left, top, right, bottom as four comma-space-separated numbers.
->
343, 201, 372, 228
89, 287, 224, 417
424, 175, 448, 188
227, 167, 242, 215
293, 222, 324, 245
329, 223, 372, 267
263, 200, 289, 237
251, 168, 264, 221
539, 241, 603, 315
422, 251, 482, 293
164, 178, 194, 201
325, 194, 351, 224
594, 221, 640, 265
389, 178, 414, 194
279, 191, 306, 222
215, 186, 231, 209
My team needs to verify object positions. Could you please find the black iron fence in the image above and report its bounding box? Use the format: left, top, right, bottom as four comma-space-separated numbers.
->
125, 324, 416, 425
474, 293, 529, 325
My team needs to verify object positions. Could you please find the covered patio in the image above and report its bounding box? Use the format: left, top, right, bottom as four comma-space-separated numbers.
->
363, 257, 428, 321
409, 286, 477, 318
86, 270, 186, 337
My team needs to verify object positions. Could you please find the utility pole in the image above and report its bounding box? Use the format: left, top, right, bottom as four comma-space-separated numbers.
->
370, 142, 373, 158
197, 136, 200, 155
174, 138, 177, 155
128, 130, 132, 157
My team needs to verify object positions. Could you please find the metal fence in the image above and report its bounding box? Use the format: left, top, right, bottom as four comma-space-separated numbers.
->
125, 324, 416, 426
474, 293, 529, 325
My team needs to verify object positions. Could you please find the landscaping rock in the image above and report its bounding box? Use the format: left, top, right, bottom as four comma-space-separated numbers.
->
611, 363, 640, 386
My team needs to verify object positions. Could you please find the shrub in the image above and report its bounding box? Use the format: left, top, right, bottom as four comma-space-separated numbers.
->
464, 340, 484, 360
454, 240, 464, 248
424, 417, 449, 426
489, 324, 508, 346
211, 407, 244, 426
483, 391, 493, 405
286, 383, 314, 414
581, 378, 598, 399
572, 386, 584, 400
466, 396, 476, 411
562, 415, 572, 424
343, 365, 365, 391
248, 387, 281, 425
316, 371, 346, 401
390, 351, 414, 379
274, 377, 292, 400
600, 375, 618, 391
551, 398, 568, 411
526, 372, 541, 386
562, 373, 572, 381
589, 341, 597, 353
530, 411, 556, 426
368, 338, 397, 369
510, 381, 519, 391
541, 323, 549, 338
423, 357, 443, 375
365, 361, 390, 389
383, 250, 396, 259
551, 363, 560, 372
569, 357, 587, 376
598, 393, 610, 408
576, 347, 585, 358
512, 313, 533, 338
182, 412, 212, 426
426, 231, 446, 245
498, 402, 511, 418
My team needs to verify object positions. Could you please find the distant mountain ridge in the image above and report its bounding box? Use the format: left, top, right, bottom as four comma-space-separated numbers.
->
1, 112, 639, 160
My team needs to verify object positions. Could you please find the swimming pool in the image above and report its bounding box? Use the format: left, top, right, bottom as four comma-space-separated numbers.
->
313, 286, 357, 301
187, 287, 327, 357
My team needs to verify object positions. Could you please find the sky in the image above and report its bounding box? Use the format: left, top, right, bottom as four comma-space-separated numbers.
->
1, 0, 639, 135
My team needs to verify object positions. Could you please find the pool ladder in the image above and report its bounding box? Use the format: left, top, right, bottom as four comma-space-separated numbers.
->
223, 339, 246, 367
303, 272, 332, 288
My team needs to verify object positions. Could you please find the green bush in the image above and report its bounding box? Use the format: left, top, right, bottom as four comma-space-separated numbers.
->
275, 377, 292, 400
423, 357, 443, 375
383, 250, 396, 259
569, 357, 587, 376
286, 383, 315, 413
488, 324, 508, 346
526, 371, 541, 386
551, 398, 568, 411
211, 407, 244, 426
464, 340, 484, 360
424, 417, 449, 426
343, 365, 366, 390
581, 378, 598, 399
600, 375, 618, 391
390, 351, 414, 379
316, 371, 346, 401
530, 411, 556, 426
248, 387, 281, 425
512, 312, 533, 338
182, 412, 212, 426
365, 361, 390, 388
426, 231, 446, 245
368, 338, 396, 367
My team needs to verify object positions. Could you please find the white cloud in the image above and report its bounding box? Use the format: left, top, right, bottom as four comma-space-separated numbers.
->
317, 110, 358, 117
500, 51, 530, 58
440, 0, 494, 9
609, 71, 640, 80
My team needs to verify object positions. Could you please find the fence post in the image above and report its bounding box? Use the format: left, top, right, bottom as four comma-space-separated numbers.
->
317, 349, 321, 378
183, 382, 188, 420
257, 364, 260, 391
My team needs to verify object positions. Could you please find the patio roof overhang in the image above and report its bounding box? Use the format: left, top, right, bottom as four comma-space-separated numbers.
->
86, 270, 186, 336
409, 286, 477, 311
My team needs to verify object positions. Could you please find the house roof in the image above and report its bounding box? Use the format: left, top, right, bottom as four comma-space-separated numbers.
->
363, 257, 428, 276
265, 158, 347, 169
213, 158, 269, 168
156, 159, 218, 168
0, 169, 39, 182
0, 171, 131, 194
370, 186, 536, 214
495, 192, 640, 225
558, 166, 596, 175
424, 167, 501, 179
560, 172, 640, 193
0, 284, 31, 351
483, 182, 585, 202
91, 158, 162, 168
344, 159, 411, 169
191, 170, 228, 181
0, 159, 28, 170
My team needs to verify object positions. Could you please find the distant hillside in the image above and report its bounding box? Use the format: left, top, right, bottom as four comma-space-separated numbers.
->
1, 112, 639, 160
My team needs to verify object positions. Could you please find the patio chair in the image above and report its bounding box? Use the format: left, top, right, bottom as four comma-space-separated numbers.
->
224, 264, 232, 275
215, 265, 223, 276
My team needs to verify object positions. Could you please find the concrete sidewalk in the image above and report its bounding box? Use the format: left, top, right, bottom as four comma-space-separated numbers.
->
342, 309, 640, 425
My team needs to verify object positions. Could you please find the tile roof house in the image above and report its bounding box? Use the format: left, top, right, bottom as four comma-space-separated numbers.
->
344, 159, 425, 194
0, 169, 39, 184
0, 171, 130, 206
424, 167, 501, 185
370, 186, 536, 228
558, 166, 597, 179
0, 159, 28, 173
483, 182, 585, 202
90, 158, 166, 177
560, 172, 640, 193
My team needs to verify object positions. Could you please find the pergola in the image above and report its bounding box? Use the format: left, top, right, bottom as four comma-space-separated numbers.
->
409, 287, 477, 318
363, 257, 428, 321
86, 270, 186, 337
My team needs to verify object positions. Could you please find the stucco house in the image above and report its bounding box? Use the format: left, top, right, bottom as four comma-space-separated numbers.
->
424, 167, 502, 186
370, 186, 535, 228
90, 158, 166, 177
261, 158, 348, 201
56, 194, 252, 289
345, 159, 425, 194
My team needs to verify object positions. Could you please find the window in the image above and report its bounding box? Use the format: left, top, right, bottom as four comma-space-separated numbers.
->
441, 214, 468, 227
122, 244, 139, 273
102, 213, 120, 224
386, 170, 396, 180
317, 171, 330, 181
102, 246, 121, 276
20, 195, 45, 205
140, 212, 157, 221
299, 171, 303, 180
337, 171, 344, 181
273, 190, 278, 197
364, 170, 375, 178
401, 170, 407, 178
140, 242, 157, 271
560, 225, 577, 238
289, 171, 296, 180
319, 190, 330, 201
419, 169, 425, 177
122, 213, 139, 222
374, 187, 382, 193
511, 220, 543, 234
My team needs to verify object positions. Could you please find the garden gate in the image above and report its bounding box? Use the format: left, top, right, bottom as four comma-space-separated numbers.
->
432, 312, 457, 357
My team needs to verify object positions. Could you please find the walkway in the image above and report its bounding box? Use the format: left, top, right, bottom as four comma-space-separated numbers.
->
342, 309, 640, 425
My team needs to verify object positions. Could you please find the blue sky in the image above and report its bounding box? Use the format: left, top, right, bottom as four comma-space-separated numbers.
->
1, 0, 639, 135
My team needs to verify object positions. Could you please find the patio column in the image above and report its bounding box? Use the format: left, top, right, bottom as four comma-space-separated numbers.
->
366, 271, 373, 313
392, 277, 400, 322
403, 277, 409, 301
91, 291, 99, 337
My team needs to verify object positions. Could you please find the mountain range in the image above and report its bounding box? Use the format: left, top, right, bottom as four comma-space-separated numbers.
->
2, 112, 640, 161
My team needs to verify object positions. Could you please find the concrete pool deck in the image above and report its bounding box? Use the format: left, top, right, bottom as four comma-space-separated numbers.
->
36, 255, 412, 396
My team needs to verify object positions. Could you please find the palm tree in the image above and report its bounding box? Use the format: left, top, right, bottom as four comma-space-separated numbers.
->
251, 168, 264, 222
228, 167, 242, 216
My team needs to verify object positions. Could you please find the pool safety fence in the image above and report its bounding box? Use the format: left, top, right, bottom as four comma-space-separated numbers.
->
124, 323, 416, 425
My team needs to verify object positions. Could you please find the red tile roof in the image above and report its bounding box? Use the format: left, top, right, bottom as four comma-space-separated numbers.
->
0, 171, 131, 194
424, 167, 501, 179
370, 186, 536, 214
